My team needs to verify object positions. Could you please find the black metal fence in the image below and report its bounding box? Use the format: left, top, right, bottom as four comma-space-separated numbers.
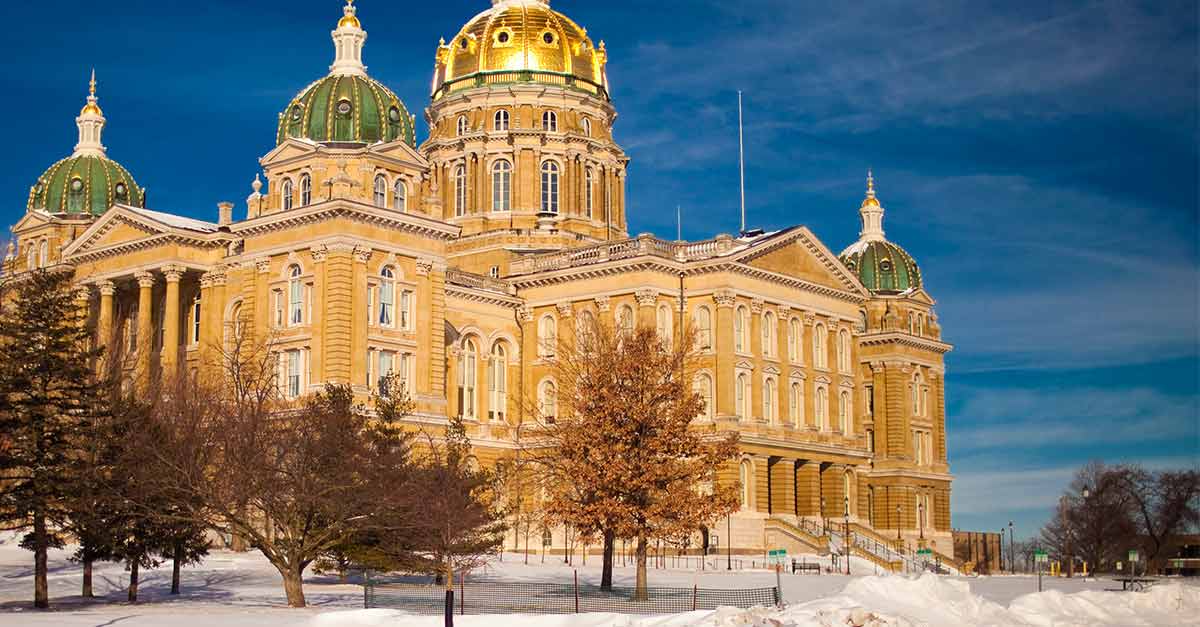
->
364, 578, 780, 615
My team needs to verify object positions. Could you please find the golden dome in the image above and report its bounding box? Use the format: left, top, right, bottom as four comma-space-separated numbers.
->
337, 0, 360, 29
434, 0, 608, 100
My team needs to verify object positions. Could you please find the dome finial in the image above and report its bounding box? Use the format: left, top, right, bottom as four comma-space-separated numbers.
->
330, 0, 367, 76
858, 169, 885, 242
74, 70, 106, 158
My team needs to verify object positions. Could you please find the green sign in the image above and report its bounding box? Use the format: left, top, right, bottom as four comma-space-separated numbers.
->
917, 548, 933, 556
1128, 550, 1139, 563
1173, 559, 1184, 569
1034, 550, 1048, 563
768, 549, 787, 564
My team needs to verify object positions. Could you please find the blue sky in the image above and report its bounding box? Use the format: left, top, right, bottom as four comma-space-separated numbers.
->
2, 0, 1197, 539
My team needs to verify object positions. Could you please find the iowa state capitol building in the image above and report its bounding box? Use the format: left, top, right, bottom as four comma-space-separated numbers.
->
9, 0, 954, 565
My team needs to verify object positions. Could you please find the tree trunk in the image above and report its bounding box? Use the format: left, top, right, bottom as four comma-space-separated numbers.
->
82, 559, 94, 598
281, 564, 307, 608
33, 512, 48, 609
634, 535, 649, 601
601, 529, 616, 590
128, 560, 139, 603
171, 540, 183, 595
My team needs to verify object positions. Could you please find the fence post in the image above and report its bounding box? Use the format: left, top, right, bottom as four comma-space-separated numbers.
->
692, 585, 698, 612
574, 569, 580, 614
459, 571, 465, 616
775, 564, 783, 608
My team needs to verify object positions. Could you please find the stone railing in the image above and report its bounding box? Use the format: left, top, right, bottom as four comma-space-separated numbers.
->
445, 269, 513, 295
509, 233, 743, 276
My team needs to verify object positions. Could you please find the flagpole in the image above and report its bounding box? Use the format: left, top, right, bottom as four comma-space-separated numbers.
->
738, 90, 746, 235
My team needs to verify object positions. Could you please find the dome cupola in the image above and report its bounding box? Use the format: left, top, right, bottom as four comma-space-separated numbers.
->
276, 1, 416, 147
839, 172, 923, 295
27, 72, 145, 216
433, 0, 609, 101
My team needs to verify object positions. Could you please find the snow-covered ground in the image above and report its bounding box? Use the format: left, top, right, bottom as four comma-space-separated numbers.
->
0, 535, 1196, 626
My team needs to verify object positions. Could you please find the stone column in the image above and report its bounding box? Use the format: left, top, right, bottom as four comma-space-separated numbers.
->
713, 291, 736, 418
96, 280, 116, 349
200, 269, 224, 365
162, 265, 184, 377
134, 271, 155, 382
350, 247, 372, 388
309, 248, 327, 385
795, 461, 820, 518
768, 458, 796, 521
415, 259, 435, 398
750, 299, 764, 420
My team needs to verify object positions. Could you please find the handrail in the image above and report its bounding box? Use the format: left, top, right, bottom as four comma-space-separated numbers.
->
434, 70, 610, 101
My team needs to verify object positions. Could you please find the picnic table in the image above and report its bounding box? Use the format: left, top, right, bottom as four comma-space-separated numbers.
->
1112, 577, 1157, 592
791, 560, 821, 575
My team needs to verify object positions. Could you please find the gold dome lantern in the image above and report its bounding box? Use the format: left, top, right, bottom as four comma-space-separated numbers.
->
433, 0, 609, 101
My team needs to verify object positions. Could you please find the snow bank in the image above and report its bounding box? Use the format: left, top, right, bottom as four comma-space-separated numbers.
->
1009, 582, 1200, 627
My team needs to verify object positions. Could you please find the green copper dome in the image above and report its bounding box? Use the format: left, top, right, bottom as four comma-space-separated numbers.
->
27, 154, 144, 216
276, 74, 416, 147
840, 239, 923, 295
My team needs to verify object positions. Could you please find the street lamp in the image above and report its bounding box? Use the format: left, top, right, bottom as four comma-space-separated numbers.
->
1008, 521, 1014, 573
844, 497, 851, 575
918, 501, 925, 542
1000, 527, 1006, 574
896, 504, 902, 542
821, 497, 827, 536
726, 513, 732, 571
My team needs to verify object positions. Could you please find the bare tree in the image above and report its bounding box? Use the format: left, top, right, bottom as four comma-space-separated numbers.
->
530, 319, 739, 598
1038, 461, 1136, 574
143, 334, 418, 607
1117, 465, 1200, 573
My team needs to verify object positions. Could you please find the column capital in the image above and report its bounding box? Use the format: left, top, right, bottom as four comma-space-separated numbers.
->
593, 295, 611, 312
163, 264, 186, 283
97, 280, 117, 296
517, 306, 534, 323
353, 247, 373, 264
750, 298, 764, 314
777, 305, 793, 318
311, 245, 329, 264
713, 289, 736, 308
635, 289, 658, 308
555, 303, 573, 318
255, 258, 272, 274
416, 258, 435, 276
134, 271, 156, 289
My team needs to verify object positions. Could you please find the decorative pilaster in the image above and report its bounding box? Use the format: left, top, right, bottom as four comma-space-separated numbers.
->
96, 280, 116, 350
134, 271, 155, 382
162, 265, 184, 376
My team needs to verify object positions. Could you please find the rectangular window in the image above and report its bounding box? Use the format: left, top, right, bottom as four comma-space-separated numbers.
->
400, 291, 413, 331
287, 350, 301, 399
379, 283, 394, 327
376, 350, 395, 396
289, 281, 303, 326
192, 299, 202, 344
273, 290, 284, 328
865, 384, 874, 416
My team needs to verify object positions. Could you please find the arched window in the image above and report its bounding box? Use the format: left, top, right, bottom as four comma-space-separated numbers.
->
736, 373, 750, 420
228, 302, 244, 343
288, 265, 304, 326
656, 304, 672, 344
789, 318, 802, 363
67, 178, 84, 213
281, 178, 294, 211
191, 294, 202, 344
840, 391, 852, 436
492, 160, 511, 212
576, 310, 596, 343
541, 161, 559, 214
859, 310, 869, 333
694, 373, 714, 421
739, 459, 753, 509
38, 240, 48, 268
373, 175, 388, 208
581, 117, 592, 137
764, 377, 777, 424
393, 179, 407, 212
813, 323, 827, 369
585, 167, 594, 219
456, 115, 468, 136
735, 305, 750, 353
762, 311, 776, 357
458, 338, 478, 419
378, 267, 395, 327
542, 110, 557, 132
26, 243, 35, 270
790, 381, 804, 426
300, 173, 312, 207
618, 304, 635, 337
838, 329, 851, 373
908, 312, 916, 334
454, 165, 467, 217
489, 343, 507, 422
538, 314, 557, 358
694, 306, 712, 351
816, 386, 828, 430
494, 109, 510, 131
539, 379, 557, 423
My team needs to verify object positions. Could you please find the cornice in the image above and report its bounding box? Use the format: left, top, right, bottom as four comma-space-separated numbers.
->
858, 332, 953, 355
446, 285, 524, 309
230, 198, 461, 241
867, 468, 955, 482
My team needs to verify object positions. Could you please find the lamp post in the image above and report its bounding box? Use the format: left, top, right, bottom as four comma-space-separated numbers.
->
1079, 488, 1090, 577
821, 497, 827, 536
1061, 495, 1071, 578
844, 497, 851, 575
896, 504, 902, 542
726, 513, 732, 571
918, 501, 925, 542
1008, 521, 1014, 573
1000, 527, 1006, 574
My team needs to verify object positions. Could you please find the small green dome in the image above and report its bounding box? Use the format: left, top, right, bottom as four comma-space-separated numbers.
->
27, 154, 144, 216
276, 74, 416, 147
840, 239, 923, 295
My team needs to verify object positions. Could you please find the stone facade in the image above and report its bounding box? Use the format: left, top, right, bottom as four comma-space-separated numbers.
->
8, 0, 954, 559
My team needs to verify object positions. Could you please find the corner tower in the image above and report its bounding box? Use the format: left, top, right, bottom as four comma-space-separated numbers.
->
424, 0, 629, 272
839, 173, 953, 552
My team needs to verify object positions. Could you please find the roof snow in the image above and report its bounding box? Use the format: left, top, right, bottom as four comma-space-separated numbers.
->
126, 206, 219, 233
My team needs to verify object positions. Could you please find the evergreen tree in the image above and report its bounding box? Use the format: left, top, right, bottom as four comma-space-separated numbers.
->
0, 270, 106, 609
